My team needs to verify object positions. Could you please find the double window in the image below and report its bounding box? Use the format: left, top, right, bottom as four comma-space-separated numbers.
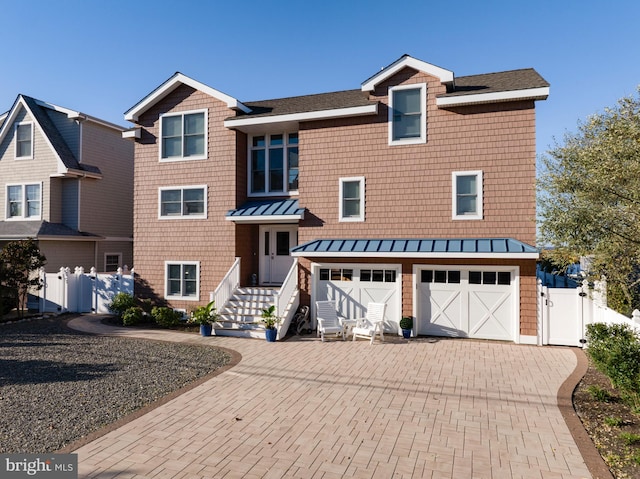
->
389, 84, 426, 145
160, 110, 206, 160
159, 186, 206, 219
452, 171, 483, 220
165, 261, 199, 300
339, 177, 365, 222
249, 133, 298, 195
15, 123, 33, 159
7, 183, 41, 219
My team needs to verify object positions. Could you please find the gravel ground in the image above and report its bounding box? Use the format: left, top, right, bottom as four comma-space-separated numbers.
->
0, 316, 231, 453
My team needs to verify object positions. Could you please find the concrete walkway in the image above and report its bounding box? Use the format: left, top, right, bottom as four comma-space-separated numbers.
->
67, 316, 592, 479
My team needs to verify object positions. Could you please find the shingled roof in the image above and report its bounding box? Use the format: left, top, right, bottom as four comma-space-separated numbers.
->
441, 68, 550, 98
0, 220, 102, 240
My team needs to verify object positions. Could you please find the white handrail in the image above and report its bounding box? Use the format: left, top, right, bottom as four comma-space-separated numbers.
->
213, 258, 241, 313
275, 258, 298, 318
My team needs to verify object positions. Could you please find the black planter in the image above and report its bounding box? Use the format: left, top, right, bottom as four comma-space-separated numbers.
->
401, 328, 411, 339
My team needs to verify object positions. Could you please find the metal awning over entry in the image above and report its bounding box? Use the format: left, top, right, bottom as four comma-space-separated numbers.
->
226, 199, 305, 224
291, 238, 538, 259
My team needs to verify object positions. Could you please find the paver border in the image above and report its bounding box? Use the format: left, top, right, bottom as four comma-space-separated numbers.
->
557, 348, 614, 479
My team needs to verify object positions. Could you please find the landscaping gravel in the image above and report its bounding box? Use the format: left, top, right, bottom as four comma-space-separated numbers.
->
0, 316, 231, 453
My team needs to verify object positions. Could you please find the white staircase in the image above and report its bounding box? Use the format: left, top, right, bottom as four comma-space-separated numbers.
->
214, 287, 279, 338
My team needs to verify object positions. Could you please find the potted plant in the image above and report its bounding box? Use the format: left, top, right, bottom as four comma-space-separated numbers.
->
261, 305, 280, 342
400, 316, 413, 339
189, 300, 219, 336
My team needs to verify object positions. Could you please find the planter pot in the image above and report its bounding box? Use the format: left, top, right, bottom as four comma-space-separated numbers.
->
200, 324, 213, 337
401, 328, 412, 339
265, 328, 277, 342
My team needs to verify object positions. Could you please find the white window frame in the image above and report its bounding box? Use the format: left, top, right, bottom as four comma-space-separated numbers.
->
388, 83, 427, 146
248, 132, 299, 197
158, 185, 207, 219
159, 109, 208, 162
339, 176, 365, 222
15, 122, 34, 160
104, 253, 122, 272
6, 182, 42, 220
452, 170, 483, 220
165, 261, 200, 301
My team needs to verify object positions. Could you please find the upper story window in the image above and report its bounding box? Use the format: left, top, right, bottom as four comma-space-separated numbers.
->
452, 171, 483, 220
160, 110, 207, 161
7, 183, 41, 220
159, 186, 207, 219
249, 133, 298, 196
15, 123, 33, 159
389, 84, 426, 145
339, 176, 365, 222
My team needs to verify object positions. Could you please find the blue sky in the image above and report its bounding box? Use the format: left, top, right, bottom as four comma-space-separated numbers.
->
2, 0, 639, 160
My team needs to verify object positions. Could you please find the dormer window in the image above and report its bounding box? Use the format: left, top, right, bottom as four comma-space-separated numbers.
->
160, 110, 207, 161
249, 133, 299, 196
388, 84, 426, 145
15, 123, 33, 159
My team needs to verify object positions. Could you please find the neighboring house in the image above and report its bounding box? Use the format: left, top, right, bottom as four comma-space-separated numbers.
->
124, 54, 549, 344
0, 95, 133, 272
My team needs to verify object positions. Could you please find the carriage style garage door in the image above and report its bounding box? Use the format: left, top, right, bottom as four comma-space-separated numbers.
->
415, 266, 518, 341
313, 263, 401, 327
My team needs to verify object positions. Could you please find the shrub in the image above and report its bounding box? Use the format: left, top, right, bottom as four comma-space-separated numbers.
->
121, 306, 143, 326
151, 306, 182, 327
108, 293, 135, 318
587, 385, 613, 402
400, 316, 413, 330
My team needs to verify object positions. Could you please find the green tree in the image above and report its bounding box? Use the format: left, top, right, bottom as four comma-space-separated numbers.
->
538, 88, 640, 314
0, 239, 47, 318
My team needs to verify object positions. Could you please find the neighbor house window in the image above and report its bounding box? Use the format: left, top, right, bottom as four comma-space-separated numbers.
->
15, 123, 33, 159
389, 84, 426, 145
452, 171, 483, 220
159, 186, 206, 219
165, 261, 199, 300
249, 133, 299, 195
160, 110, 206, 160
104, 253, 122, 272
339, 177, 364, 222
6, 183, 41, 219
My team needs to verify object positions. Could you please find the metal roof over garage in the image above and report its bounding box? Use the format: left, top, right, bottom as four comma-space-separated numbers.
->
226, 199, 305, 224
291, 238, 539, 259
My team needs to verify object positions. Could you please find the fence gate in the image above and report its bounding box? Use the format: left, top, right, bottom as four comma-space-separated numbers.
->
538, 282, 587, 347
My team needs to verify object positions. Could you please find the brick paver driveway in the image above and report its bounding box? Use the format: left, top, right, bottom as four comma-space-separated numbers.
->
68, 316, 591, 479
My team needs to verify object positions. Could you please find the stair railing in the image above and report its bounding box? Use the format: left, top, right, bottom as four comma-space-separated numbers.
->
212, 257, 240, 313
275, 258, 299, 339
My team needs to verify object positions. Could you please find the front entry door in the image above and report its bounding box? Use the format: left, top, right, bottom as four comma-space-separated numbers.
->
259, 225, 297, 285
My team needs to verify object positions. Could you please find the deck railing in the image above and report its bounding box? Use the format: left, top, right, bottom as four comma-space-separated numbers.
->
275, 259, 299, 339
212, 258, 240, 313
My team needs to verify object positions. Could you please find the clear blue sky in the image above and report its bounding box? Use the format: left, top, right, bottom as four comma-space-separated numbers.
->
2, 0, 639, 160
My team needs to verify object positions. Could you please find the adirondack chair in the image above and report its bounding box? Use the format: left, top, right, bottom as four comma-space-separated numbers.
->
315, 300, 345, 341
352, 302, 387, 344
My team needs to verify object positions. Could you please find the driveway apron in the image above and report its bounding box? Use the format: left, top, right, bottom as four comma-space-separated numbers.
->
68, 316, 592, 479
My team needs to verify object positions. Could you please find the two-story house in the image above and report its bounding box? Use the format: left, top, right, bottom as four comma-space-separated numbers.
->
0, 95, 133, 272
124, 55, 548, 343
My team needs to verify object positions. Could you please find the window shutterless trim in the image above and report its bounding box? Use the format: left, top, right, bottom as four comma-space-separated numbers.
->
5, 182, 42, 220
339, 176, 365, 222
388, 83, 427, 146
15, 122, 34, 160
158, 109, 208, 162
158, 185, 207, 219
452, 170, 483, 220
164, 260, 200, 301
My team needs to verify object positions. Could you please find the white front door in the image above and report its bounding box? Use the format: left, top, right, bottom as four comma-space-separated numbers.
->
259, 225, 297, 285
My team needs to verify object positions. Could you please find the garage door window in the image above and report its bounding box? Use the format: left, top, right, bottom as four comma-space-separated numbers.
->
421, 270, 460, 284
319, 268, 353, 281
469, 271, 511, 285
361, 269, 396, 282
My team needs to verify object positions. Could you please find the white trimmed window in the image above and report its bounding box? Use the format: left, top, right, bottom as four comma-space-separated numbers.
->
15, 122, 33, 159
452, 171, 483, 220
6, 183, 41, 219
339, 176, 365, 222
104, 253, 122, 272
165, 261, 199, 300
159, 186, 207, 219
389, 84, 426, 145
249, 133, 299, 196
160, 110, 207, 161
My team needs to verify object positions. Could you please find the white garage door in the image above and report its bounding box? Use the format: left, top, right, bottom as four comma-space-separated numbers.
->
314, 264, 401, 331
416, 266, 518, 341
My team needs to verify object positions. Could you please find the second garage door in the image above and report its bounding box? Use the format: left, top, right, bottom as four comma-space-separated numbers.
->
416, 266, 518, 341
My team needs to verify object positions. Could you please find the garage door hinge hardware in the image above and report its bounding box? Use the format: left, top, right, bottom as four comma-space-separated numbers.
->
579, 292, 587, 297
540, 291, 545, 297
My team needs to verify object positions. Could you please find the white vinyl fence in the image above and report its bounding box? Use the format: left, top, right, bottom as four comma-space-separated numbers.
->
538, 278, 640, 347
36, 266, 134, 314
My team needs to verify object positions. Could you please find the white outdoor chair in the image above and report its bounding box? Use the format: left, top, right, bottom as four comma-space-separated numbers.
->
352, 302, 387, 344
315, 300, 345, 341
